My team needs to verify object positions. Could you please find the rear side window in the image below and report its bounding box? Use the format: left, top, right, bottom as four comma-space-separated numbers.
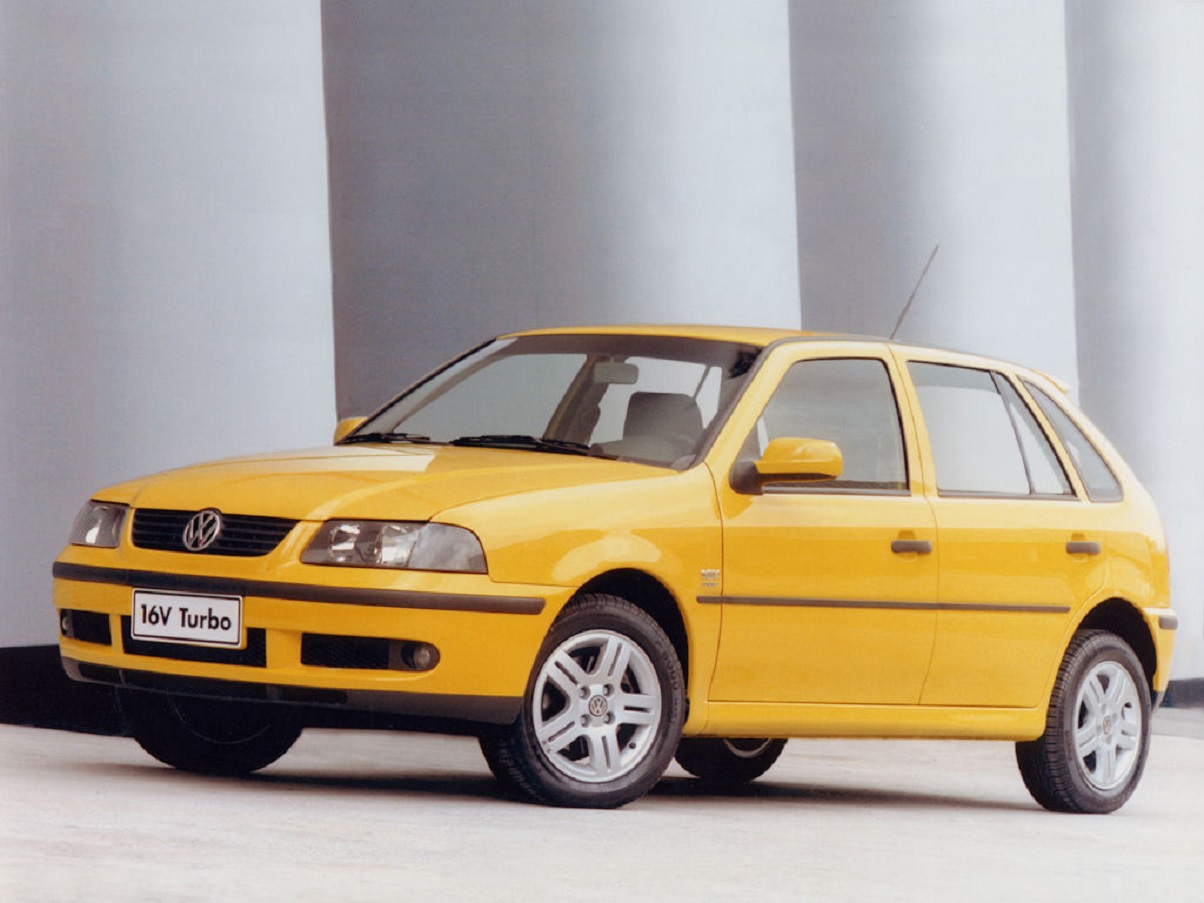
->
756, 358, 907, 492
909, 363, 1072, 498
1023, 382, 1123, 502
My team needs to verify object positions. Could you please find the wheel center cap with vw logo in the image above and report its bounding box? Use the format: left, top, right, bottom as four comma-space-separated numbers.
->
182, 508, 224, 552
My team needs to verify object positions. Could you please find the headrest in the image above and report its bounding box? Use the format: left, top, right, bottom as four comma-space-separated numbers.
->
624, 392, 703, 439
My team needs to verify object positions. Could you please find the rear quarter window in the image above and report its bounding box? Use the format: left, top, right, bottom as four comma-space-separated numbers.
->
1022, 381, 1124, 502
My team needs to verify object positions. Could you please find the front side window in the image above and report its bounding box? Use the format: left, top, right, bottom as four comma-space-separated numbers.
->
754, 357, 907, 492
909, 362, 1072, 497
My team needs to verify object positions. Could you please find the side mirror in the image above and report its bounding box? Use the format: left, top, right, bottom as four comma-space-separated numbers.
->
333, 416, 366, 444
754, 437, 843, 483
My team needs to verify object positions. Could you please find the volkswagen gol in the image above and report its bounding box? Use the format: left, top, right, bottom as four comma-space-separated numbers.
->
54, 326, 1176, 811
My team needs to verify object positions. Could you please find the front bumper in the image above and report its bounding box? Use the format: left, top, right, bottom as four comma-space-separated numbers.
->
54, 556, 568, 727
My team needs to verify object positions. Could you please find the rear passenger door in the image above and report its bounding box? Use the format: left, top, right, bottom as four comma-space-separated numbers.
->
900, 357, 1108, 708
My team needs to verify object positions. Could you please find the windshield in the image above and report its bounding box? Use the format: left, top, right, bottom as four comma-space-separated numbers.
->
349, 333, 761, 468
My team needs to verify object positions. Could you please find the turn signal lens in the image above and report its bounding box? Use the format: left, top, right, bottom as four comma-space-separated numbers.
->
68, 501, 128, 548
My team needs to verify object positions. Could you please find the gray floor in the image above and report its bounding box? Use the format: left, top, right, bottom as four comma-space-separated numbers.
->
2, 710, 1202, 901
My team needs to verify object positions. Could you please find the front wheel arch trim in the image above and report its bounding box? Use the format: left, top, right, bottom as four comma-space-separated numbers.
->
574, 569, 689, 686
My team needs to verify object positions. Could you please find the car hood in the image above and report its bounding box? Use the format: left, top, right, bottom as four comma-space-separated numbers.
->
99, 444, 668, 522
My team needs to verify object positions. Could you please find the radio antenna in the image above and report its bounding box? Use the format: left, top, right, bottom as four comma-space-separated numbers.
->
890, 244, 940, 340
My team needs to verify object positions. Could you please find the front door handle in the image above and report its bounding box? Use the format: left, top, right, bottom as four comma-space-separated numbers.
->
1066, 541, 1102, 556
891, 539, 933, 555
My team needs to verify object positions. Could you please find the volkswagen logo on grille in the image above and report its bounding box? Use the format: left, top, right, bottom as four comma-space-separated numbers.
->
182, 508, 223, 552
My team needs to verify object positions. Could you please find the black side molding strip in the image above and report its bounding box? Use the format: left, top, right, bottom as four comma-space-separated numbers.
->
53, 562, 545, 616
696, 595, 1071, 615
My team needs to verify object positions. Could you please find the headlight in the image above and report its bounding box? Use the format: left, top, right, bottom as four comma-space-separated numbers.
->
69, 501, 129, 548
301, 521, 487, 573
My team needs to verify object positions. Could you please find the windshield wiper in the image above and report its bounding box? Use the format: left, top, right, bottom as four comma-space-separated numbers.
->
449, 434, 615, 458
340, 431, 434, 445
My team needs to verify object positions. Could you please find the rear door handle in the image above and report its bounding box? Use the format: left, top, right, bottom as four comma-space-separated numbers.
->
891, 540, 933, 555
1066, 541, 1101, 556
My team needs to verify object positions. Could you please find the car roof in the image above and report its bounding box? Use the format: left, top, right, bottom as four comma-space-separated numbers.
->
503, 324, 1073, 393
505, 323, 822, 346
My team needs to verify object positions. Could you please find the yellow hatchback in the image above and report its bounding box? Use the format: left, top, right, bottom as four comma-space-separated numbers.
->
54, 325, 1176, 811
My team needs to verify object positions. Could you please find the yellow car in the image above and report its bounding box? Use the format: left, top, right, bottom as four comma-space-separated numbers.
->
54, 325, 1176, 811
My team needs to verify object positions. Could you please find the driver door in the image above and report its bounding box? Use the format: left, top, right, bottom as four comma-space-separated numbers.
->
709, 350, 938, 705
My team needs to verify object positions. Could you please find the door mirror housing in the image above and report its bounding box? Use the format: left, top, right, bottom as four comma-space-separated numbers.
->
754, 437, 843, 483
333, 416, 366, 444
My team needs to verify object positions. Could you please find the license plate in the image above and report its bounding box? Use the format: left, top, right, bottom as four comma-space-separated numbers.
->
131, 590, 243, 648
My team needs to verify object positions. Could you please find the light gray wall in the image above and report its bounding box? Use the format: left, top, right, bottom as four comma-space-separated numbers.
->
0, 2, 335, 646
787, 0, 1202, 679
3, 1, 1201, 679
790, 1, 1079, 388
323, 1, 801, 416
1067, 0, 1204, 678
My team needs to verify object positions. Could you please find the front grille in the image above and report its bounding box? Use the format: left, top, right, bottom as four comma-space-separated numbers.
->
132, 508, 296, 557
121, 617, 267, 667
302, 634, 392, 670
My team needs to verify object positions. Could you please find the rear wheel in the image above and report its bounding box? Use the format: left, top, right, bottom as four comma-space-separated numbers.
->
483, 594, 685, 808
125, 693, 301, 776
1016, 630, 1150, 814
675, 737, 786, 785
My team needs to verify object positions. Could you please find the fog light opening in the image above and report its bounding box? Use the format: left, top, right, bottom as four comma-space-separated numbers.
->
400, 642, 440, 672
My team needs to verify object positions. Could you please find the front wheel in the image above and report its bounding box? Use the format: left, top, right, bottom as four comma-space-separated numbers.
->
125, 692, 302, 776
483, 594, 685, 808
675, 737, 787, 785
1016, 630, 1151, 814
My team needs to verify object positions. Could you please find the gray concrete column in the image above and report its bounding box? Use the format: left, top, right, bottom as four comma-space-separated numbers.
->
0, 2, 335, 645
790, 1, 1079, 389
324, 1, 801, 416
1067, 0, 1204, 679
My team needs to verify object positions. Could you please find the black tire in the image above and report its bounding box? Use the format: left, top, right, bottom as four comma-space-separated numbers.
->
478, 732, 522, 792
484, 594, 686, 808
1016, 630, 1151, 814
125, 692, 302, 776
675, 737, 787, 785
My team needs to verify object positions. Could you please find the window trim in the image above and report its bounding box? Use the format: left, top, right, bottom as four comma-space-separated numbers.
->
762, 484, 913, 498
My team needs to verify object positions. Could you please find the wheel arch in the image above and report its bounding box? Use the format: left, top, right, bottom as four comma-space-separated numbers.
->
574, 569, 689, 684
1076, 597, 1157, 690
